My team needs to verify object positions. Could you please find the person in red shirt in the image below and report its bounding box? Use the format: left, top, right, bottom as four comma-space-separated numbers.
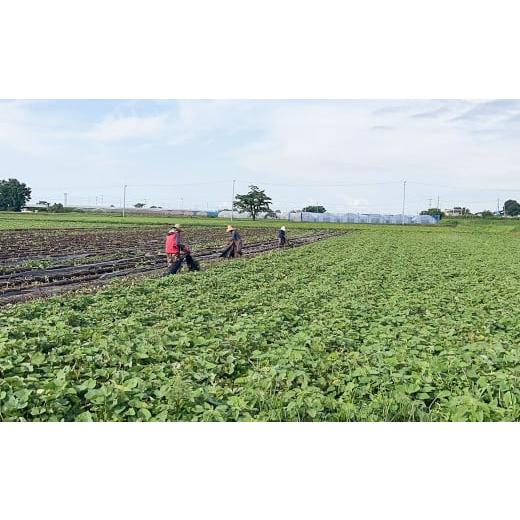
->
165, 224, 199, 275
165, 224, 182, 266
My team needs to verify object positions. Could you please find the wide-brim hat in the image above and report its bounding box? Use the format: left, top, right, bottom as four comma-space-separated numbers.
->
168, 224, 183, 233
226, 225, 235, 232
280, 226, 286, 231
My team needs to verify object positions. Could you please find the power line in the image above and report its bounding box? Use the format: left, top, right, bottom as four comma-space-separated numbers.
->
126, 180, 232, 188
408, 181, 520, 192
241, 180, 403, 188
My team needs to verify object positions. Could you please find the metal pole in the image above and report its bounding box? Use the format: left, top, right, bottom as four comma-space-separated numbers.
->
402, 180, 407, 224
122, 184, 127, 217
428, 198, 432, 209
231, 179, 236, 221
64, 193, 68, 207
437, 195, 440, 210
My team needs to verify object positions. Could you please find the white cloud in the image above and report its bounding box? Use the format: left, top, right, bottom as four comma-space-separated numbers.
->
87, 113, 169, 141
4, 100, 520, 213
0, 101, 60, 156
231, 100, 520, 212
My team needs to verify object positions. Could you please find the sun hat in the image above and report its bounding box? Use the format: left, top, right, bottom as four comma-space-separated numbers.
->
226, 225, 235, 232
168, 224, 183, 233
280, 226, 286, 231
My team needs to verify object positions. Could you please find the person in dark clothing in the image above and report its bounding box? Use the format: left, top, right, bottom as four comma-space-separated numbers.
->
278, 226, 287, 247
220, 225, 243, 258
164, 224, 200, 275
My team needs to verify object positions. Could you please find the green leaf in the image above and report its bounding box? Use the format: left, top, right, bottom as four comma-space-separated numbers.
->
76, 411, 94, 422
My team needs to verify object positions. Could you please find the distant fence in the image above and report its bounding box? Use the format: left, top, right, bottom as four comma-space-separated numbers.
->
217, 211, 289, 220
78, 207, 219, 218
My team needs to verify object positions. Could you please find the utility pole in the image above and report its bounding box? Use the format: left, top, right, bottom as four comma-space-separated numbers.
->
402, 180, 407, 224
428, 198, 432, 209
437, 195, 440, 210
231, 179, 236, 221
64, 193, 68, 207
497, 198, 500, 216
122, 184, 127, 217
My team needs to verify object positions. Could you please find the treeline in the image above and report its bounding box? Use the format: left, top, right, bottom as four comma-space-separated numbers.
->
0, 179, 73, 213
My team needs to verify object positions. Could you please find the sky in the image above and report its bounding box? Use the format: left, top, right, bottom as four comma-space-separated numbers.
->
1, 99, 520, 214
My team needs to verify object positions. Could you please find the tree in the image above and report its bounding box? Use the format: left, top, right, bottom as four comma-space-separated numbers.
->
420, 207, 445, 218
233, 185, 272, 221
263, 209, 278, 219
0, 178, 32, 211
302, 205, 326, 213
504, 199, 520, 217
481, 210, 494, 218
134, 202, 146, 208
38, 200, 50, 208
49, 203, 65, 213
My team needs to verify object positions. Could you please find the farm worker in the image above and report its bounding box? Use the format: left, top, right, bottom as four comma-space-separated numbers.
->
278, 225, 287, 247
220, 225, 243, 258
165, 224, 199, 275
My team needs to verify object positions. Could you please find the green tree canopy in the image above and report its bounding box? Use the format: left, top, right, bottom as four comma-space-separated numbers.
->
302, 205, 326, 213
233, 185, 272, 220
49, 203, 65, 213
0, 178, 32, 211
504, 199, 520, 216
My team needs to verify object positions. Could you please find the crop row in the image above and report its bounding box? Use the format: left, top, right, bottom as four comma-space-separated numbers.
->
0, 225, 310, 262
0, 231, 339, 304
1, 229, 520, 421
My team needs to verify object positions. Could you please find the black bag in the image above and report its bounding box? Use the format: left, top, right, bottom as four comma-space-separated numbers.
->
167, 253, 200, 275
185, 254, 200, 271
167, 257, 184, 275
220, 244, 234, 258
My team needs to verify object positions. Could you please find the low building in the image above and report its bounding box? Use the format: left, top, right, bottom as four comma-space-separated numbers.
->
21, 204, 51, 213
444, 207, 470, 217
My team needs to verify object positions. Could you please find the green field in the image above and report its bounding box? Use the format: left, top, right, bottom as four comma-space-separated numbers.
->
0, 211, 213, 229
4, 209, 520, 233
0, 211, 345, 231
1, 216, 520, 421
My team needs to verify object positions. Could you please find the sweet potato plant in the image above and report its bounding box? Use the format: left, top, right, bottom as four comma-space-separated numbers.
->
1, 228, 520, 421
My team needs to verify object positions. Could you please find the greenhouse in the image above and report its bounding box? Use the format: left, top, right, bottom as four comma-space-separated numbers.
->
217, 210, 439, 224
288, 212, 439, 225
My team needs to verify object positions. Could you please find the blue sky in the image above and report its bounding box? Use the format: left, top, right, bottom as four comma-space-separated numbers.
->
2, 99, 520, 213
